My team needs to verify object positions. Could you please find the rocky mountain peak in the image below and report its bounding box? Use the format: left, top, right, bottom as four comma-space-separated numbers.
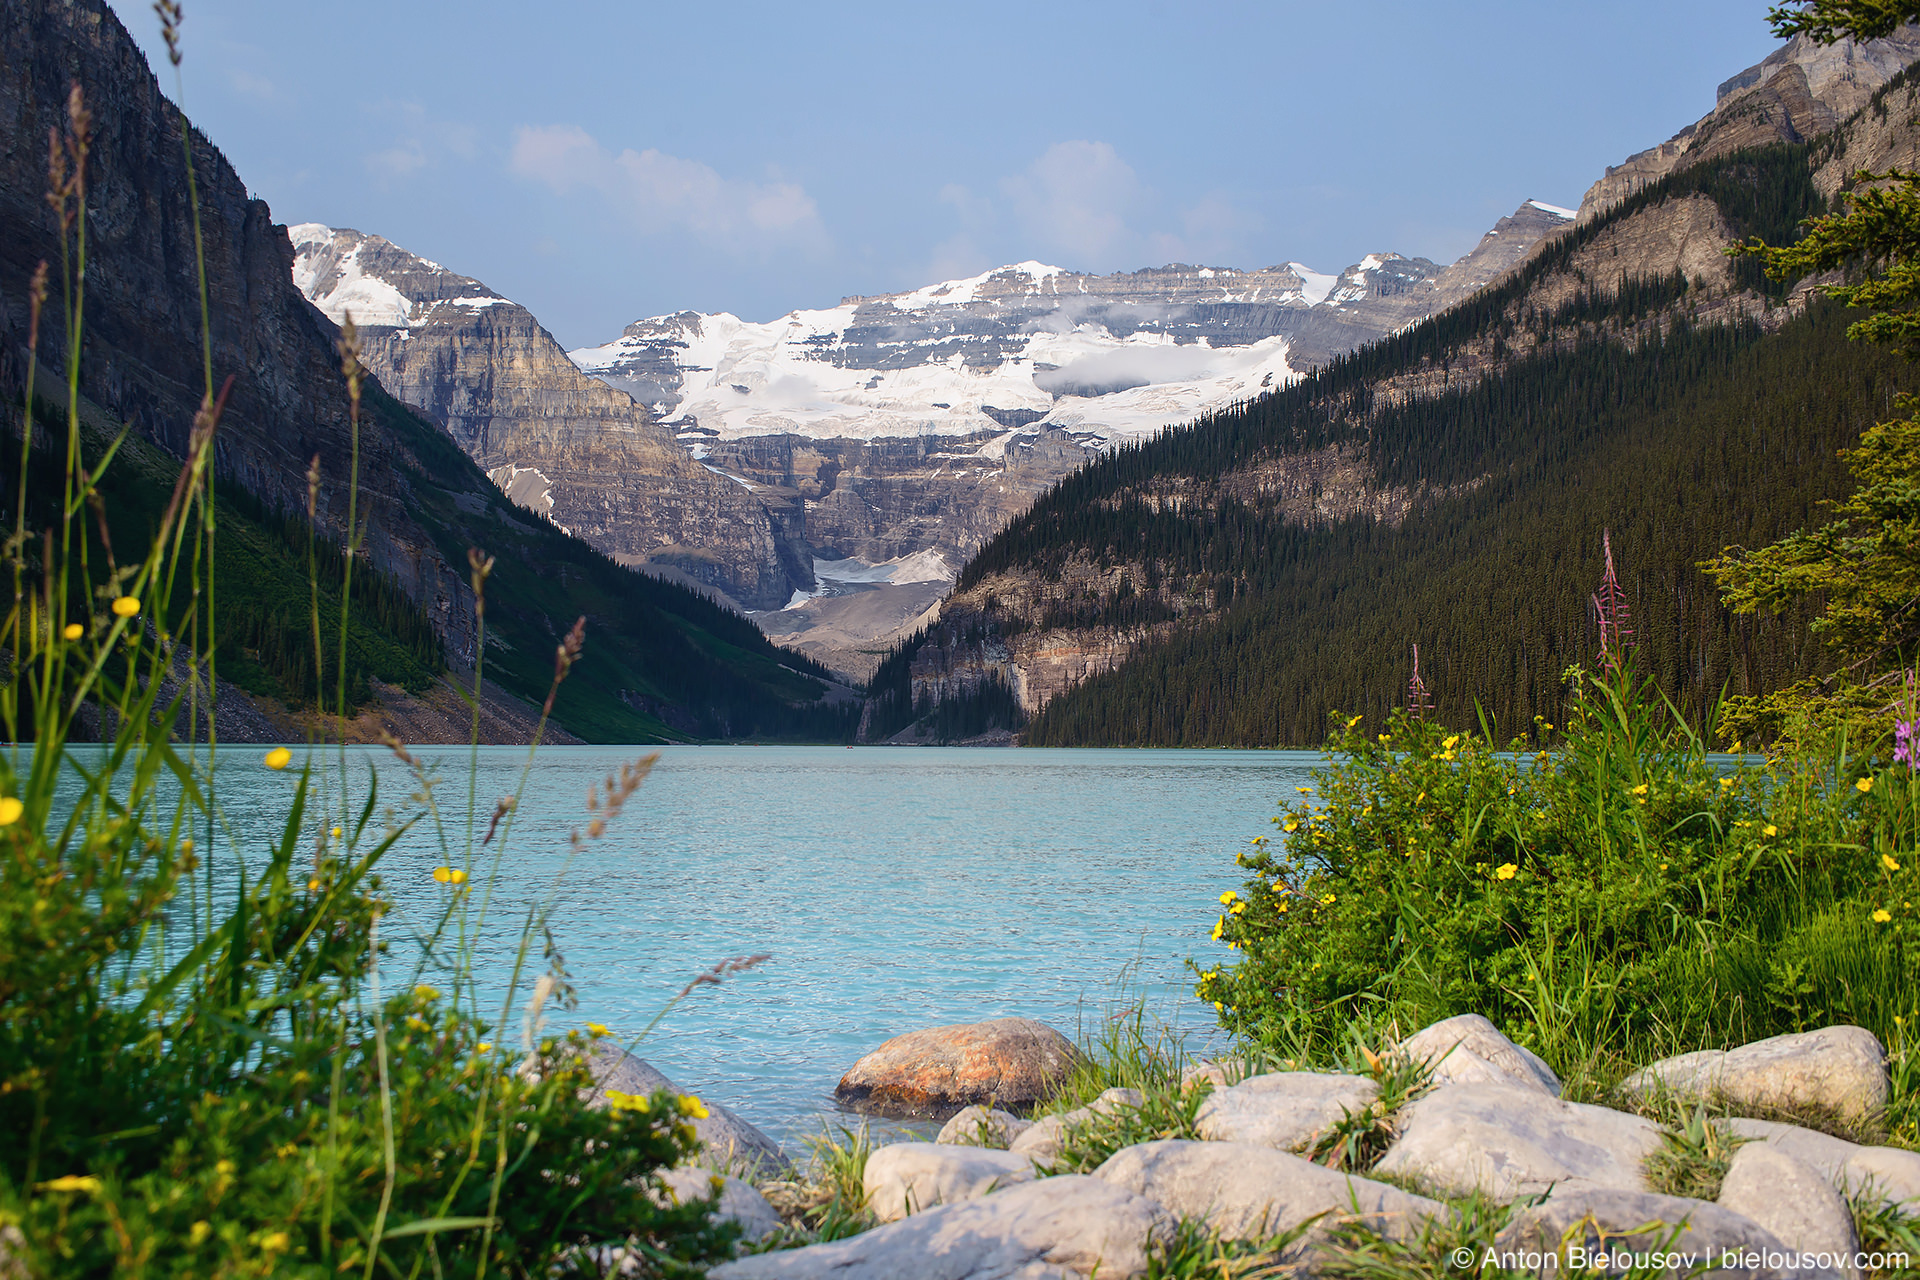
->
1579, 27, 1920, 223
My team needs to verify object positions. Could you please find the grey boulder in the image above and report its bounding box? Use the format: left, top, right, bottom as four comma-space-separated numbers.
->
1373, 1081, 1661, 1200
1193, 1071, 1379, 1153
581, 1042, 791, 1175
862, 1142, 1037, 1223
1399, 1013, 1561, 1095
937, 1105, 1035, 1149
1620, 1026, 1888, 1124
1495, 1187, 1835, 1279
654, 1166, 785, 1243
1718, 1144, 1862, 1280
1729, 1116, 1920, 1210
1008, 1088, 1146, 1166
1094, 1139, 1446, 1246
707, 1175, 1166, 1280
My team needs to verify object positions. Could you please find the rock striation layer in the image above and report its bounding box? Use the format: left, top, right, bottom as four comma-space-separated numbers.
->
290, 226, 798, 609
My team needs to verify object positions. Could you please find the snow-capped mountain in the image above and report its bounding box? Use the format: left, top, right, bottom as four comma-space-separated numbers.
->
566, 219, 1574, 451
289, 224, 801, 610
288, 202, 1574, 676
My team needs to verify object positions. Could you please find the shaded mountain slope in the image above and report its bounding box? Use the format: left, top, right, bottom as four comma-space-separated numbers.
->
0, 0, 850, 742
877, 78, 1920, 744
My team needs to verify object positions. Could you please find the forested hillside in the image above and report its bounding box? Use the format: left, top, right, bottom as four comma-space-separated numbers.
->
883, 112, 1914, 745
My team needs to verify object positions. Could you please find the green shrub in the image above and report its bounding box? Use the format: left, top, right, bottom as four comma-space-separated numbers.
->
1198, 664, 1920, 1097
0, 77, 737, 1278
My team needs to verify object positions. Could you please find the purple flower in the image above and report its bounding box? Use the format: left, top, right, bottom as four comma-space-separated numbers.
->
1895, 720, 1918, 766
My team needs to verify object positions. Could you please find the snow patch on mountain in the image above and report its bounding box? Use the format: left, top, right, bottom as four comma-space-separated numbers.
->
290, 223, 415, 327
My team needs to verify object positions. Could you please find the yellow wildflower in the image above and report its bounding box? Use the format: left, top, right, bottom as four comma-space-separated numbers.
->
260, 1231, 290, 1253
1213, 1000, 1224, 1012
1886, 855, 1902, 873
414, 985, 440, 1002
677, 1095, 710, 1119
1762, 825, 1778, 838
1494, 863, 1518, 881
61, 622, 82, 641
1875, 909, 1893, 923
1219, 890, 1239, 906
39, 1175, 102, 1194
1443, 735, 1461, 750
1631, 784, 1648, 796
587, 1022, 611, 1037
1345, 714, 1363, 728
0, 798, 22, 827
1378, 733, 1391, 743
307, 877, 322, 891
1296, 786, 1313, 794
1229, 900, 1246, 915
604, 1089, 652, 1113
1859, 776, 1876, 793
405, 1015, 429, 1032
330, 826, 342, 839
1720, 777, 1734, 789
189, 1221, 212, 1246
110, 596, 139, 618
263, 747, 292, 770
432, 866, 469, 885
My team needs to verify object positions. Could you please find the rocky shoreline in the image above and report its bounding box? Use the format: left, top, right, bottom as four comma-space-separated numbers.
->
598, 1015, 1917, 1278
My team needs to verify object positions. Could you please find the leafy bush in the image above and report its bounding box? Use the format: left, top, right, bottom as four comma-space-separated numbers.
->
0, 77, 736, 1278
1198, 664, 1920, 1098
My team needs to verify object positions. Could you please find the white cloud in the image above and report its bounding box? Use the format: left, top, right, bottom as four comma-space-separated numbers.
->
1000, 140, 1143, 266
509, 124, 823, 250
363, 102, 477, 182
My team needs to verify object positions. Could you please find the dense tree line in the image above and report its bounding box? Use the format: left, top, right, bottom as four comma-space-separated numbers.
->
1025, 303, 1897, 744
925, 127, 1901, 746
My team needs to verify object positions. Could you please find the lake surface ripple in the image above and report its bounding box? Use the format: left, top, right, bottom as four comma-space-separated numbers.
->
210, 744, 1320, 1145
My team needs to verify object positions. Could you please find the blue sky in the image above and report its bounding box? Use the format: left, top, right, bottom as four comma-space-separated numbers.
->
127, 1, 1786, 349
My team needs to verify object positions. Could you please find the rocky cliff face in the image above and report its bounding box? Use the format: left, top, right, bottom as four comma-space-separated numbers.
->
884, 35, 1920, 740
0, 0, 478, 659
290, 226, 799, 609
1578, 29, 1920, 222
548, 209, 1574, 675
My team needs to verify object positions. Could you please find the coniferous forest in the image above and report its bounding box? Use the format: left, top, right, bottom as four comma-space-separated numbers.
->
933, 134, 1903, 746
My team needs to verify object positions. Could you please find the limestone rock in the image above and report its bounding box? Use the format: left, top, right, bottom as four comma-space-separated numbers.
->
1728, 1117, 1920, 1209
707, 1175, 1165, 1279
937, 1105, 1035, 1148
1621, 1026, 1889, 1123
835, 1018, 1080, 1120
1718, 1144, 1861, 1280
1496, 1187, 1829, 1279
653, 1167, 784, 1244
291, 226, 799, 609
1008, 1088, 1147, 1165
1179, 1060, 1250, 1091
1373, 1082, 1661, 1200
1193, 1071, 1380, 1153
863, 1142, 1037, 1223
1399, 1014, 1561, 1095
1094, 1139, 1445, 1246
580, 1042, 790, 1175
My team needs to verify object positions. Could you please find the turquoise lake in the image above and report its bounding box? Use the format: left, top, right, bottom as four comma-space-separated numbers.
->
171, 745, 1321, 1146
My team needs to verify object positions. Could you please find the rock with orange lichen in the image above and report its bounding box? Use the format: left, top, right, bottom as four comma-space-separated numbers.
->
835, 1018, 1080, 1120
